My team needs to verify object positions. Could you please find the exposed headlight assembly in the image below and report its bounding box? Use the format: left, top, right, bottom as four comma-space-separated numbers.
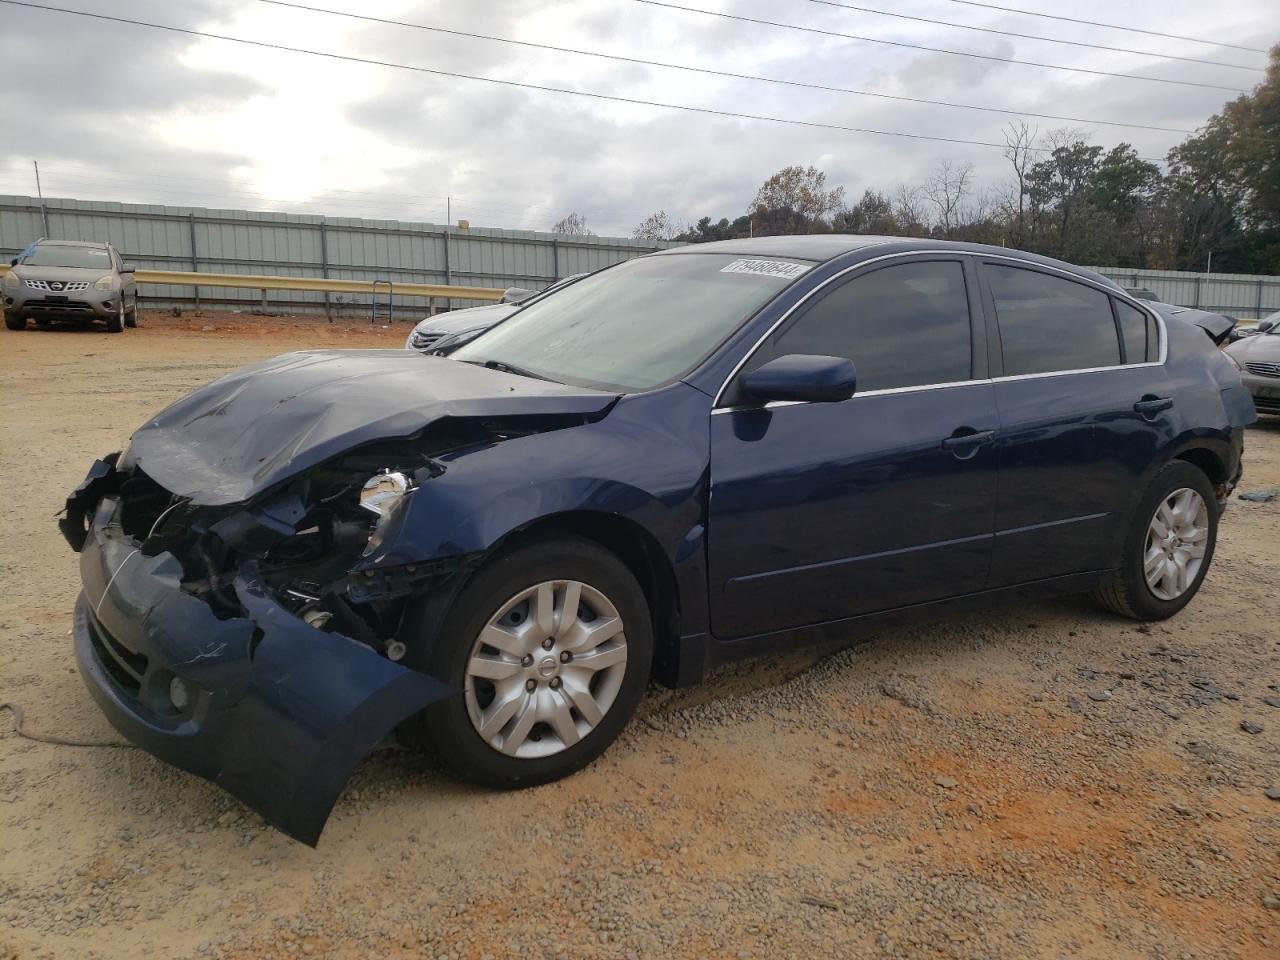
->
1225, 351, 1243, 370
2, 271, 18, 291
359, 471, 412, 517
360, 472, 414, 556
94, 274, 116, 291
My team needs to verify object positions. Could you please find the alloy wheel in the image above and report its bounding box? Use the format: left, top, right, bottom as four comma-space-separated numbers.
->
464, 579, 628, 758
1143, 487, 1209, 601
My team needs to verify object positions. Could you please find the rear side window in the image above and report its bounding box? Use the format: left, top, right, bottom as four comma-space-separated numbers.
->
753, 260, 973, 393
987, 264, 1121, 376
1114, 298, 1159, 363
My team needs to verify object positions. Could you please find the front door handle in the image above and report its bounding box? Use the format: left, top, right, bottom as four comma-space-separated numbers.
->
1134, 396, 1174, 420
942, 428, 995, 459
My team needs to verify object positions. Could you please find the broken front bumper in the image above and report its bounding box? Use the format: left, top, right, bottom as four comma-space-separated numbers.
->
69, 483, 451, 846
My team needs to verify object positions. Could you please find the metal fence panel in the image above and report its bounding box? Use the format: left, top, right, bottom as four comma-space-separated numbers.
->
1, 195, 674, 317
1089, 266, 1280, 319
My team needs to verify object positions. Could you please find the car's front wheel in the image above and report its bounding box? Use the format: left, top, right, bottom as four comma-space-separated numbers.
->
4, 313, 25, 331
416, 536, 652, 788
1096, 460, 1218, 621
125, 296, 139, 328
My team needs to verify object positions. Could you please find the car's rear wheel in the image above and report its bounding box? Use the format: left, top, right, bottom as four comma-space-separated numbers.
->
1096, 460, 1218, 621
4, 314, 26, 331
415, 536, 652, 788
106, 300, 125, 333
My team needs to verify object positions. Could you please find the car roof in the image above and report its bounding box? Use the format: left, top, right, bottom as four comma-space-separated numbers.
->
651, 235, 1121, 291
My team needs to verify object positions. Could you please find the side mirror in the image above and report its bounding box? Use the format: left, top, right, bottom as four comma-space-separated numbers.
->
740, 354, 856, 405
120, 263, 137, 273
1260, 320, 1275, 333
9, 258, 17, 267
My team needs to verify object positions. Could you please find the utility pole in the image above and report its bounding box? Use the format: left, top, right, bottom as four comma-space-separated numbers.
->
34, 160, 49, 237
1206, 251, 1213, 274
447, 196, 451, 225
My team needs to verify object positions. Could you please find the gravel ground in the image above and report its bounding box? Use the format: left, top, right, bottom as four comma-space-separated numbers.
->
1, 313, 1278, 960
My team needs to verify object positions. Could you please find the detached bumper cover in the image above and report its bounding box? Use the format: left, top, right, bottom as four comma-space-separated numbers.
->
72, 495, 451, 846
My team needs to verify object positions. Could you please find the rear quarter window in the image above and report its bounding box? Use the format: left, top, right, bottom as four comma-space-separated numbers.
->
987, 264, 1121, 376
1113, 298, 1160, 363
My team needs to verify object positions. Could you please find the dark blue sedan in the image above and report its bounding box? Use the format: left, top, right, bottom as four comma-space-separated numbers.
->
61, 236, 1254, 844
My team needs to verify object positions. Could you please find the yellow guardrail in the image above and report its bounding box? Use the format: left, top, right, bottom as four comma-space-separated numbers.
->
0, 264, 504, 301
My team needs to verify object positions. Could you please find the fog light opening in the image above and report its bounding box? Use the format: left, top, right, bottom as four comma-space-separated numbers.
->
169, 676, 191, 712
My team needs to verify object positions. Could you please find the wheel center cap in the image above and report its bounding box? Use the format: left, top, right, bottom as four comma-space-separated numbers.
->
537, 656, 559, 679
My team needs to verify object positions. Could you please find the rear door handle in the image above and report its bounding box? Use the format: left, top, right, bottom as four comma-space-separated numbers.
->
1134, 396, 1173, 419
942, 428, 995, 459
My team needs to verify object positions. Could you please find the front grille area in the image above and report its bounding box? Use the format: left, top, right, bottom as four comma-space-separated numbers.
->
1245, 361, 1280, 378
24, 279, 90, 292
1254, 394, 1280, 414
85, 609, 148, 696
26, 299, 94, 312
409, 330, 444, 352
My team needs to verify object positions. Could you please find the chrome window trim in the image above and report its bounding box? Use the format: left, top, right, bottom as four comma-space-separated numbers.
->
711, 249, 1168, 409
713, 378, 988, 415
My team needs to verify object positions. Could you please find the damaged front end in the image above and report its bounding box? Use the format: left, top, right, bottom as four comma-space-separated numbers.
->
61, 350, 619, 843
62, 443, 465, 845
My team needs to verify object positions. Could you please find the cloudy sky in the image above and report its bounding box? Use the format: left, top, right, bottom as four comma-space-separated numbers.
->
0, 0, 1274, 236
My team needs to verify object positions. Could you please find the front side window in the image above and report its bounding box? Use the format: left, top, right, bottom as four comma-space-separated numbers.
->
987, 264, 1121, 376
453, 254, 811, 391
20, 244, 112, 269
746, 260, 973, 393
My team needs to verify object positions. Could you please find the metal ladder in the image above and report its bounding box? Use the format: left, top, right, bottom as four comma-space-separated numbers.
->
370, 279, 394, 324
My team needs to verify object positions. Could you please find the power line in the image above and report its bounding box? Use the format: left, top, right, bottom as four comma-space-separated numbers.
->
632, 0, 1249, 92
0, 1, 1133, 160
258, 0, 1195, 134
4, 161, 659, 226
931, 0, 1269, 55
795, 0, 1264, 71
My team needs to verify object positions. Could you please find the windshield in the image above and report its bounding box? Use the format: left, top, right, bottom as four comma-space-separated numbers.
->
452, 253, 812, 391
21, 245, 112, 269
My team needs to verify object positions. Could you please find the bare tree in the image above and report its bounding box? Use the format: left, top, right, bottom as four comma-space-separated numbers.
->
551, 212, 595, 236
892, 184, 928, 236
632, 210, 684, 242
922, 160, 974, 239
1002, 120, 1038, 245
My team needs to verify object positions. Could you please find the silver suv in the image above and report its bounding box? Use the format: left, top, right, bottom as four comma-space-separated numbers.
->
4, 239, 139, 333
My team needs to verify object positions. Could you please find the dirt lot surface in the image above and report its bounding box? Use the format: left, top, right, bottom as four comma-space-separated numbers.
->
1, 312, 1278, 960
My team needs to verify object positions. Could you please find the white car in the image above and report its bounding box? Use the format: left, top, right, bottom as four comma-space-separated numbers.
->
405, 275, 585, 354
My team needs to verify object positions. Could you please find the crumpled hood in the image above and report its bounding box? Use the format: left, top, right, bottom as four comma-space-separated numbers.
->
123, 350, 616, 505
1148, 301, 1236, 345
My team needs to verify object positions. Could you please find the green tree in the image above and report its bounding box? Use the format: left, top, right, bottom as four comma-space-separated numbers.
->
750, 166, 845, 233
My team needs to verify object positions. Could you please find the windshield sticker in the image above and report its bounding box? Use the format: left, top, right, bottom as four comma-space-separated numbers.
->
720, 258, 810, 280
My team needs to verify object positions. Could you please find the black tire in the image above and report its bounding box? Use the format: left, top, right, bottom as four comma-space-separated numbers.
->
125, 295, 138, 328
4, 314, 26, 331
105, 300, 124, 333
413, 535, 653, 789
1095, 460, 1218, 621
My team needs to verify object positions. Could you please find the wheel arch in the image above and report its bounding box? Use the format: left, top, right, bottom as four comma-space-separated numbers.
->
491, 510, 682, 685
1173, 445, 1228, 487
